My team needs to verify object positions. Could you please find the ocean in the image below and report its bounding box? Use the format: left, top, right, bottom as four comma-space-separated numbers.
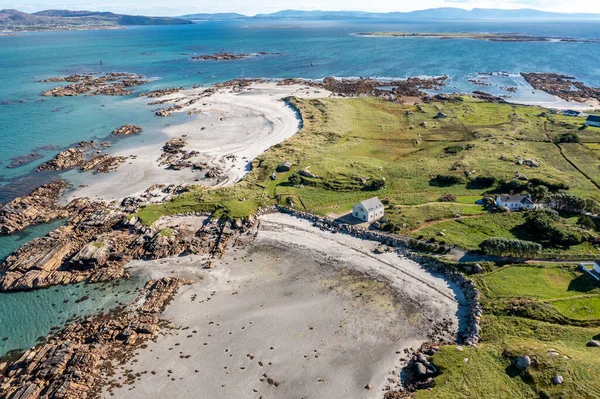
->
1, 18, 600, 357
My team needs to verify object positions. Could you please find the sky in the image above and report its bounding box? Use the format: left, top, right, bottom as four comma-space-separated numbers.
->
3, 0, 600, 17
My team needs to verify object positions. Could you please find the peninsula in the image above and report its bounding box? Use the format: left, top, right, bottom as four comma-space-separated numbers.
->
0, 9, 192, 31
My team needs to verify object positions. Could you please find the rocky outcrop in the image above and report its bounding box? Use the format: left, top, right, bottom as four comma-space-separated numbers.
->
80, 155, 126, 174
37, 148, 84, 171
137, 87, 182, 98
111, 124, 142, 136
0, 277, 189, 399
154, 104, 183, 117
0, 181, 69, 235
0, 186, 256, 291
41, 72, 149, 97
157, 138, 199, 170
521, 72, 600, 103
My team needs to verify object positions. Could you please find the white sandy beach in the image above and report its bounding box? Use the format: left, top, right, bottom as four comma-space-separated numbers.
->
105, 213, 463, 399
63, 83, 332, 202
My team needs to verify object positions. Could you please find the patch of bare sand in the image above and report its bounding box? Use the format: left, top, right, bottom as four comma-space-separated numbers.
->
107, 214, 462, 398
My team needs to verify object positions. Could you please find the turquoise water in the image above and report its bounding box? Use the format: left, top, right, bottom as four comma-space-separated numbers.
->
1, 19, 600, 358
0, 278, 144, 358
0, 219, 65, 262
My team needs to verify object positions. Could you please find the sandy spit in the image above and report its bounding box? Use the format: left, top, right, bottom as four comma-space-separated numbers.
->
65, 82, 333, 202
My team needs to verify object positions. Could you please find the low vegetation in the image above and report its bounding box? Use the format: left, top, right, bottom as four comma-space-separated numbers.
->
419, 264, 600, 398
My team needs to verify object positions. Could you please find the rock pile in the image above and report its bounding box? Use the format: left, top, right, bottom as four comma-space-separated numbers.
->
37, 148, 84, 171
157, 138, 199, 170
41, 72, 149, 97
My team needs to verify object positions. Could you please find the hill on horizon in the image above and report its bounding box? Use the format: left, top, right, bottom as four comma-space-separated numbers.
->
0, 8, 192, 27
182, 7, 600, 20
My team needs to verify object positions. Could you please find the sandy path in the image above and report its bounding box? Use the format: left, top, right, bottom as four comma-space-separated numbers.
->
106, 214, 463, 399
65, 83, 332, 202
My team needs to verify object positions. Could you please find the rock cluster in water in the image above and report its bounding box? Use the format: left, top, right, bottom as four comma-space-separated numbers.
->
40, 72, 149, 97
37, 141, 124, 174
137, 87, 182, 98
190, 52, 283, 61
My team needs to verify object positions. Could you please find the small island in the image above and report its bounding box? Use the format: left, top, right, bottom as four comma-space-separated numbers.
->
357, 31, 597, 43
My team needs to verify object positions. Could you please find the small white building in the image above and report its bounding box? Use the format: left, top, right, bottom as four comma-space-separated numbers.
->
496, 194, 536, 211
352, 197, 385, 222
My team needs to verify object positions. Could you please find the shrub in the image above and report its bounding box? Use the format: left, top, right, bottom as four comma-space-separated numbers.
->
577, 215, 595, 230
548, 193, 586, 212
430, 174, 466, 186
444, 145, 465, 154
363, 178, 386, 191
479, 237, 542, 257
524, 208, 586, 247
528, 178, 569, 192
288, 173, 301, 186
470, 176, 497, 189
554, 132, 580, 143
438, 194, 457, 202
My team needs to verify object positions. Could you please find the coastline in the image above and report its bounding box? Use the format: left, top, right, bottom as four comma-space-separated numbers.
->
62, 82, 334, 202
58, 77, 599, 204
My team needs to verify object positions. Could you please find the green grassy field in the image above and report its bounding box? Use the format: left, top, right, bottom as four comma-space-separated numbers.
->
135, 96, 600, 255
418, 265, 600, 399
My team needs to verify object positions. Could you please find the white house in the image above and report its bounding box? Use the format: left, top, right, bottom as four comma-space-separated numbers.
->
496, 194, 536, 211
586, 115, 600, 128
352, 197, 385, 222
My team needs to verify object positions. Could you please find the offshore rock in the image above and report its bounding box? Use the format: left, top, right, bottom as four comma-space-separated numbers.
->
111, 124, 142, 136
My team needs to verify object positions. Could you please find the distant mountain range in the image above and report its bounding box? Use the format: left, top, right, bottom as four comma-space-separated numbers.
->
181, 7, 600, 21
0, 9, 192, 29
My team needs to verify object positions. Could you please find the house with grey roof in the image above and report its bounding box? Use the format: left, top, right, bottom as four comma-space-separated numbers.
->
352, 197, 384, 222
495, 194, 537, 211
586, 115, 600, 128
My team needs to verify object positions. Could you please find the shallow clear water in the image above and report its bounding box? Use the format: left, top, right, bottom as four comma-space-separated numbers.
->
0, 278, 144, 358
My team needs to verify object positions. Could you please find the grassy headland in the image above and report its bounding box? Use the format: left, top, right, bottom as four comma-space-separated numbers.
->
137, 95, 600, 255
